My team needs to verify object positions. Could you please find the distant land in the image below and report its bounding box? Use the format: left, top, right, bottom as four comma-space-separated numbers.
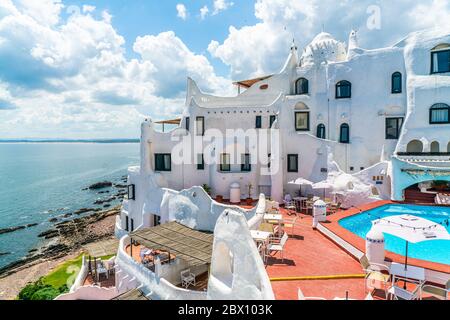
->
0, 139, 140, 143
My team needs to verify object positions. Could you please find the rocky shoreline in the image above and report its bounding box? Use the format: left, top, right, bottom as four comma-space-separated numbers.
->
0, 205, 120, 278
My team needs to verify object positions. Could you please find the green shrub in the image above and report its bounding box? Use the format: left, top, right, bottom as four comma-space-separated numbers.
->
18, 279, 46, 300
30, 287, 61, 301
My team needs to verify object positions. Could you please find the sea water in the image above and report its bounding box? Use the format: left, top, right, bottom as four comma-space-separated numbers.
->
0, 143, 139, 269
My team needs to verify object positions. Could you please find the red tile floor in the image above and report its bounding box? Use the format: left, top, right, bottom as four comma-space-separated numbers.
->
264, 210, 368, 300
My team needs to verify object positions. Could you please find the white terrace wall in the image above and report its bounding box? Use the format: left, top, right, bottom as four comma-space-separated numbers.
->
207, 209, 274, 300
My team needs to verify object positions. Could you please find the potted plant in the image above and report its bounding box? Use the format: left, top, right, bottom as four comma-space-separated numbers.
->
245, 183, 254, 205
202, 184, 212, 196
215, 195, 224, 202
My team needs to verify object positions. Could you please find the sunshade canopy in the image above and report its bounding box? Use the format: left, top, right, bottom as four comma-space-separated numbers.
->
312, 181, 334, 190
131, 222, 214, 267
288, 178, 314, 186
83, 238, 120, 258
372, 215, 450, 244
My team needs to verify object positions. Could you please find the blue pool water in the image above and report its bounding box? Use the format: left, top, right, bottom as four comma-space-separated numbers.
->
339, 204, 450, 265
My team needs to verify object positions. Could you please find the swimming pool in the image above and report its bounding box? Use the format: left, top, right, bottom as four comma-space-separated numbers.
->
339, 204, 450, 265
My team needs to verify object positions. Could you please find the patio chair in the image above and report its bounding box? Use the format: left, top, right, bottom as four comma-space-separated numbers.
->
359, 255, 391, 299
421, 280, 450, 300
267, 233, 289, 262
180, 269, 196, 289
283, 200, 297, 216
327, 202, 342, 215
388, 284, 421, 300
257, 243, 267, 263
298, 288, 326, 300
281, 217, 298, 237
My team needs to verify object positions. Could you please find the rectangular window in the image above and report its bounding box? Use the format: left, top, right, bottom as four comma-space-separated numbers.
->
185, 117, 190, 132
196, 116, 205, 136
430, 105, 450, 124
153, 215, 161, 227
130, 218, 135, 232
268, 153, 271, 170
386, 117, 404, 140
220, 154, 231, 172
241, 154, 251, 172
256, 116, 262, 129
287, 154, 299, 173
431, 50, 450, 74
125, 216, 129, 232
295, 112, 310, 131
197, 154, 205, 170
270, 115, 277, 128
127, 184, 136, 200
155, 154, 171, 171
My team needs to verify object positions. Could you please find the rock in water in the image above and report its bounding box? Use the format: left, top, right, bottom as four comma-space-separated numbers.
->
0, 225, 26, 235
88, 181, 113, 190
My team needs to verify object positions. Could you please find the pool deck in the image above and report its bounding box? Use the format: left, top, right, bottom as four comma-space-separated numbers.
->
265, 210, 368, 300
322, 200, 450, 274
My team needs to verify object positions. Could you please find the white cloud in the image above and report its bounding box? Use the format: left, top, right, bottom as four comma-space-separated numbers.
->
0, 1, 231, 138
213, 0, 234, 15
200, 5, 209, 20
209, 0, 450, 79
82, 5, 96, 13
176, 3, 188, 20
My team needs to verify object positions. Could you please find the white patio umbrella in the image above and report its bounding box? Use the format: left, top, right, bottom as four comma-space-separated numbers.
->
372, 214, 450, 272
288, 178, 313, 197
312, 180, 334, 199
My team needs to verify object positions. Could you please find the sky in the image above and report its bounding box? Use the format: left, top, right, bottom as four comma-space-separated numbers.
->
0, 0, 449, 139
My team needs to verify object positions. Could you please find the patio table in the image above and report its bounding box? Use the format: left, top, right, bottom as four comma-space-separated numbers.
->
390, 263, 425, 284
250, 230, 272, 242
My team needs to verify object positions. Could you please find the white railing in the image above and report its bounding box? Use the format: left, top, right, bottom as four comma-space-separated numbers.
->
69, 255, 89, 293
116, 236, 207, 300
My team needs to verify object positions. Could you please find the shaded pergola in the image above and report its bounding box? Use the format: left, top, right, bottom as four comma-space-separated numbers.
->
233, 75, 273, 93
130, 222, 214, 268
155, 118, 181, 133
83, 238, 119, 285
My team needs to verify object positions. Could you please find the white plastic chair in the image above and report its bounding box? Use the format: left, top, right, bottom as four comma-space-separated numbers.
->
181, 269, 196, 289
267, 233, 289, 262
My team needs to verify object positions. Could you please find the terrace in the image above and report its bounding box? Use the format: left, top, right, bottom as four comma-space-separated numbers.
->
124, 222, 213, 292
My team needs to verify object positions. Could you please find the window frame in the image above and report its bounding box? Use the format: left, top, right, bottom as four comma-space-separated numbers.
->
196, 116, 205, 136
220, 153, 231, 172
287, 154, 299, 173
241, 154, 251, 172
197, 154, 205, 170
431, 48, 450, 74
295, 78, 309, 95
385, 117, 404, 140
255, 115, 262, 129
391, 72, 402, 94
316, 123, 326, 139
339, 123, 350, 144
269, 115, 277, 128
295, 112, 310, 131
127, 184, 136, 201
336, 80, 352, 99
429, 103, 450, 124
185, 117, 190, 132
154, 153, 172, 172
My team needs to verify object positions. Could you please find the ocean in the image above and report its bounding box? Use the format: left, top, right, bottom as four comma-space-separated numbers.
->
0, 143, 140, 269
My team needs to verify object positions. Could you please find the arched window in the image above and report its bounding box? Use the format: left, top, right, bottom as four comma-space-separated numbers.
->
295, 78, 309, 95
391, 72, 402, 94
430, 141, 440, 153
316, 124, 326, 139
407, 140, 423, 153
429, 103, 450, 124
339, 123, 350, 143
431, 44, 450, 74
336, 81, 351, 99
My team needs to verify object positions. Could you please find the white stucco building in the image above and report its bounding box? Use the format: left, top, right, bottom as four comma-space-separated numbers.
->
110, 28, 450, 300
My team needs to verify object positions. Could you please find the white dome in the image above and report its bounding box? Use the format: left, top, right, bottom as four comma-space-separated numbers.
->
300, 32, 348, 66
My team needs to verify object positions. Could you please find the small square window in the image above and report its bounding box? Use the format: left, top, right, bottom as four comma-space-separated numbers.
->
155, 154, 171, 171
241, 154, 251, 172
197, 154, 205, 170
220, 154, 231, 172
256, 116, 262, 129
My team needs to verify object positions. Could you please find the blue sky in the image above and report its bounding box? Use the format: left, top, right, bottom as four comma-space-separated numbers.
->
0, 0, 449, 139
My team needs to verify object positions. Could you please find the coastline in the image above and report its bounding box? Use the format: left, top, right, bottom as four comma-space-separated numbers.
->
0, 205, 120, 300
